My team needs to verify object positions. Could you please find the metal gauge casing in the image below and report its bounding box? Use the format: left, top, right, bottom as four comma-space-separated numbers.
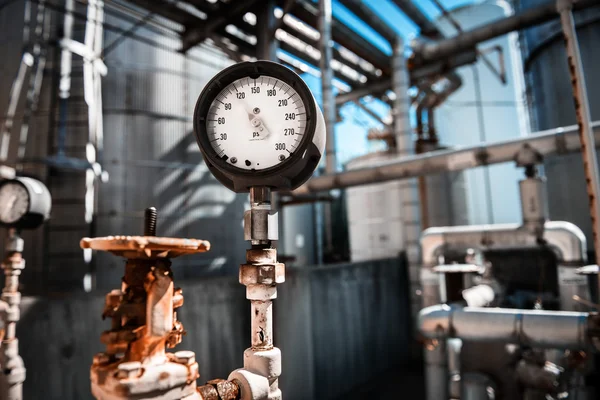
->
0, 177, 51, 229
193, 61, 325, 192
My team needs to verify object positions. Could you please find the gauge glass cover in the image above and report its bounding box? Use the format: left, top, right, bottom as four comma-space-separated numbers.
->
0, 182, 29, 224
206, 75, 308, 171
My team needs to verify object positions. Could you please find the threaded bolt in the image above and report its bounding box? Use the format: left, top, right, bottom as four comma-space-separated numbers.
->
144, 207, 157, 236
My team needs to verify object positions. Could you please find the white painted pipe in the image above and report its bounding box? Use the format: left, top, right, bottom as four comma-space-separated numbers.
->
419, 305, 591, 350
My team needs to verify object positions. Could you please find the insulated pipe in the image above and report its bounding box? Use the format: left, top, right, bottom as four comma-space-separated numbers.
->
545, 221, 590, 311
421, 221, 587, 266
462, 373, 497, 400
420, 221, 588, 311
425, 340, 448, 400
419, 305, 592, 350
392, 37, 420, 267
295, 121, 600, 194
417, 0, 598, 65
447, 338, 462, 399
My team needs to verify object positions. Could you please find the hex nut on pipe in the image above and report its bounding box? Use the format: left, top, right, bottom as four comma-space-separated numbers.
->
243, 348, 282, 379
240, 264, 285, 286
228, 369, 270, 400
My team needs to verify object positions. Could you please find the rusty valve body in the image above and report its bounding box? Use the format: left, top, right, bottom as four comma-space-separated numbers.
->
81, 208, 210, 400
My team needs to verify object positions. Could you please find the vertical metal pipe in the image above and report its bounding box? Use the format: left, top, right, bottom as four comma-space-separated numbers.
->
251, 300, 274, 349
447, 338, 462, 399
558, 1, 600, 267
472, 65, 495, 224
461, 373, 497, 400
392, 37, 413, 156
425, 342, 448, 400
319, 0, 336, 258
256, 0, 278, 61
392, 37, 420, 264
558, 1, 600, 320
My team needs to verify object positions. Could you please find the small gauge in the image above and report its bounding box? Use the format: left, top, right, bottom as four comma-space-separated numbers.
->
0, 177, 51, 229
194, 61, 325, 192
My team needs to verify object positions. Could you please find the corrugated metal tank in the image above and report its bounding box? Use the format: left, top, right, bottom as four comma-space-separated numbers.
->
281, 203, 317, 266
96, 9, 248, 287
517, 0, 600, 252
0, 2, 256, 290
434, 1, 529, 225
345, 149, 468, 262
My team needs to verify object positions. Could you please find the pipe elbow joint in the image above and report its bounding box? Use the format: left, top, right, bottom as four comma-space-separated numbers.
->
228, 369, 270, 400
421, 229, 445, 266
543, 221, 587, 264
418, 304, 453, 339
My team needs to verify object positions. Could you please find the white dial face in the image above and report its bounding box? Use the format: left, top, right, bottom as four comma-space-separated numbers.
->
206, 75, 308, 171
0, 183, 29, 224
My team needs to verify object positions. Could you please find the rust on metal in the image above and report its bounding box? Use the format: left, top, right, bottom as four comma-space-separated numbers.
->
240, 263, 285, 286
245, 248, 277, 264
80, 235, 210, 259
198, 379, 240, 400
86, 211, 211, 399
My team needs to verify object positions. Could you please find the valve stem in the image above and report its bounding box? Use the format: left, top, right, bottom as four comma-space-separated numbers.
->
144, 207, 157, 236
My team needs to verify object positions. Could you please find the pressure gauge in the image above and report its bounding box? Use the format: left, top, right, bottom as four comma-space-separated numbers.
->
0, 177, 51, 229
194, 61, 325, 192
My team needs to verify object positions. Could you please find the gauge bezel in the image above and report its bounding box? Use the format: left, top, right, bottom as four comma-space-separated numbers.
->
0, 179, 30, 226
193, 61, 319, 192
0, 177, 51, 229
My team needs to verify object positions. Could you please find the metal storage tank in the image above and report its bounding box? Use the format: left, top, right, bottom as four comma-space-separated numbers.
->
281, 203, 317, 266
345, 149, 468, 263
96, 8, 250, 288
434, 1, 530, 225
0, 2, 253, 290
517, 0, 600, 253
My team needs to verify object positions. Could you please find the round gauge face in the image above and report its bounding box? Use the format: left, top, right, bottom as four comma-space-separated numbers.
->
206, 76, 308, 171
0, 182, 29, 224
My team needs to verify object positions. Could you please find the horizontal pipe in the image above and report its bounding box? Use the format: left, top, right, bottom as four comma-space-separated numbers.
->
419, 304, 592, 349
296, 120, 600, 193
391, 0, 442, 39
418, 0, 598, 65
420, 220, 586, 266
335, 80, 391, 105
339, 0, 397, 43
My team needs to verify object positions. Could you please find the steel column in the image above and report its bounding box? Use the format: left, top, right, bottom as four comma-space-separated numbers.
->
319, 0, 335, 258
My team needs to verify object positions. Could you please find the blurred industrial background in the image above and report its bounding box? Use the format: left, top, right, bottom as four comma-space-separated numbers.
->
1, 0, 600, 399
